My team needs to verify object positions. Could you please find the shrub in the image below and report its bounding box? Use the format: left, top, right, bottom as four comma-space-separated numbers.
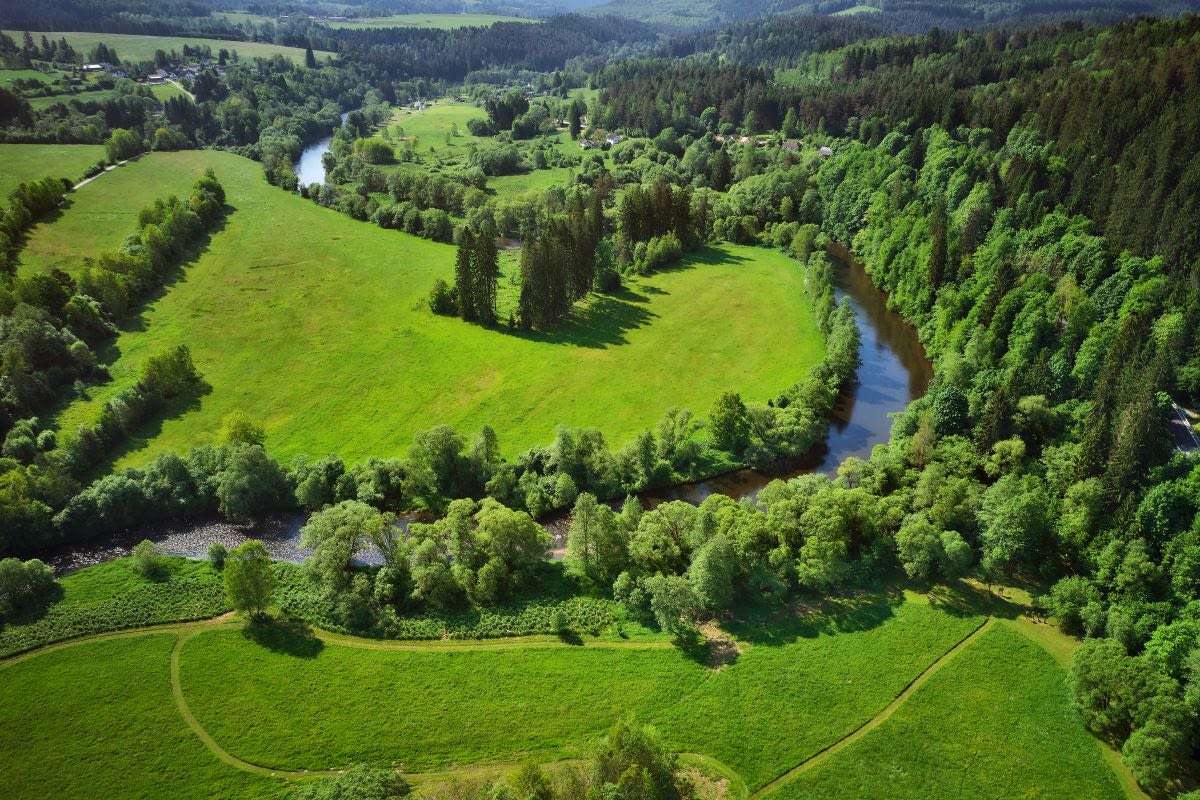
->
131, 540, 166, 580
208, 541, 228, 569
428, 279, 457, 315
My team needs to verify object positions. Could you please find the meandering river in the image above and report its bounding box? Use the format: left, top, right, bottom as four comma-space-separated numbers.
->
34, 249, 931, 573
293, 112, 351, 186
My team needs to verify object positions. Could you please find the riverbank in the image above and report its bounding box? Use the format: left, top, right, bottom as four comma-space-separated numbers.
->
30, 249, 930, 573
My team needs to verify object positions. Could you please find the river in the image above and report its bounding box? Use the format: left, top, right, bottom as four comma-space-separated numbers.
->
34, 248, 931, 573
293, 112, 350, 186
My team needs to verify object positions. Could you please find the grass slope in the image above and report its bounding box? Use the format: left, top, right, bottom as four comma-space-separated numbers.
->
178, 594, 979, 779
655, 593, 982, 790
0, 143, 104, 198
0, 557, 227, 658
0, 634, 285, 800
2, 31, 332, 64
771, 622, 1125, 800
181, 629, 703, 771
327, 13, 540, 28
26, 81, 185, 109
34, 149, 821, 465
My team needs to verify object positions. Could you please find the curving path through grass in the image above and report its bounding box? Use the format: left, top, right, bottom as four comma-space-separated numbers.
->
3, 597, 1127, 799
750, 617, 994, 799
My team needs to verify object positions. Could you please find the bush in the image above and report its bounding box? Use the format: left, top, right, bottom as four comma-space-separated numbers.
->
131, 540, 166, 580
0, 558, 57, 616
428, 279, 457, 315
208, 541, 228, 569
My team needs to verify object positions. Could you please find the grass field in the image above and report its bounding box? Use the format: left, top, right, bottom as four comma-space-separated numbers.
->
0, 557, 227, 658
0, 143, 104, 198
772, 621, 1125, 799
25, 81, 186, 109
384, 103, 602, 196
832, 4, 882, 15
326, 13, 539, 28
27, 148, 821, 466
181, 629, 702, 770
177, 594, 979, 780
2, 31, 332, 64
654, 594, 983, 790
0, 586, 1124, 800
0, 634, 286, 799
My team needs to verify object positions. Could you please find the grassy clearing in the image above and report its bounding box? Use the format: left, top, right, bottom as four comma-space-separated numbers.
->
327, 13, 540, 28
33, 149, 821, 465
17, 150, 208, 275
177, 592, 980, 779
25, 81, 185, 109
0, 557, 227, 657
655, 593, 983, 790
181, 628, 704, 771
832, 4, 882, 15
0, 588, 1125, 798
381, 103, 600, 195
771, 622, 1124, 800
0, 634, 286, 800
2, 31, 332, 64
0, 143, 105, 198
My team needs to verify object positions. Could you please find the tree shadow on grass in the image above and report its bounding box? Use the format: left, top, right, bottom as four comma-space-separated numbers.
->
242, 617, 325, 659
722, 589, 904, 647
0, 584, 66, 634
925, 578, 1025, 621
497, 289, 659, 349
117, 209, 232, 335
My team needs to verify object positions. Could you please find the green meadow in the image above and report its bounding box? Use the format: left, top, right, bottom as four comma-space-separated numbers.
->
0, 582, 1127, 800
773, 621, 1125, 799
0, 143, 104, 197
25, 80, 186, 109
0, 634, 286, 799
11, 147, 822, 466
326, 13, 540, 29
2, 31, 332, 64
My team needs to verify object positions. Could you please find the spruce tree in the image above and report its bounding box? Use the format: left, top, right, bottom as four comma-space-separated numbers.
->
455, 229, 476, 322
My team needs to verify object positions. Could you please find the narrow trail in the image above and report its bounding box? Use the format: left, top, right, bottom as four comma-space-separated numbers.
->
750, 617, 995, 799
70, 153, 145, 190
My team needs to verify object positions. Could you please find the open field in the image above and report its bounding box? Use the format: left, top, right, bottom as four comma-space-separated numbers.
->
327, 13, 540, 28
383, 102, 604, 196
0, 557, 227, 658
2, 31, 332, 64
28, 148, 821, 465
771, 621, 1125, 799
0, 584, 1126, 800
25, 81, 187, 109
0, 634, 286, 799
0, 143, 104, 197
179, 593, 979, 779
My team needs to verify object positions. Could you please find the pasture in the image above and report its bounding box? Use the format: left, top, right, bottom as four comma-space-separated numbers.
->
24, 148, 822, 466
2, 31, 332, 64
0, 584, 1127, 800
0, 143, 104, 197
326, 13, 540, 29
772, 621, 1125, 799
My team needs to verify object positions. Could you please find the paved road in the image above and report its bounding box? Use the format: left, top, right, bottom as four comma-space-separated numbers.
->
1169, 402, 1199, 454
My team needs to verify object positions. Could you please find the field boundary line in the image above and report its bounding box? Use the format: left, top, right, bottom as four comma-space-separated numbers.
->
750, 616, 994, 799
